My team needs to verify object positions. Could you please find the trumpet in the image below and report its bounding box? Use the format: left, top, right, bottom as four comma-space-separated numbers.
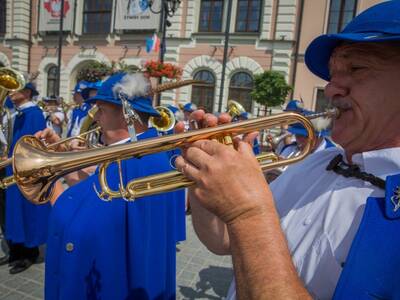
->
149, 106, 176, 132
0, 126, 101, 189
8, 109, 337, 204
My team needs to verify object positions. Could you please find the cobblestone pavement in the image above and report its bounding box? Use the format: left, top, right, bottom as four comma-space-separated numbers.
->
0, 216, 233, 299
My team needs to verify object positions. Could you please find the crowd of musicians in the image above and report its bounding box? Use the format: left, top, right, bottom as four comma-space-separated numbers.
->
0, 1, 400, 299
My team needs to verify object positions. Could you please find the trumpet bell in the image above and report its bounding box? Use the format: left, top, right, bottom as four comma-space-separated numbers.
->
149, 106, 176, 132
227, 100, 246, 118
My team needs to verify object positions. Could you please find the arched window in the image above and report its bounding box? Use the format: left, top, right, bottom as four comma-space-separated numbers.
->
191, 70, 215, 113
228, 72, 254, 112
47, 66, 58, 97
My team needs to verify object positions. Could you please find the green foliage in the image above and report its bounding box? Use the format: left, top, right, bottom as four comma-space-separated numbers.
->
250, 71, 292, 108
76, 61, 140, 82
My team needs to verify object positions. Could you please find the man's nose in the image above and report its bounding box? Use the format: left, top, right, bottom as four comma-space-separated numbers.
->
324, 75, 350, 100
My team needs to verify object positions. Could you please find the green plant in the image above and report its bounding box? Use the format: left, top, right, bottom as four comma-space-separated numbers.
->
250, 71, 292, 109
76, 61, 113, 82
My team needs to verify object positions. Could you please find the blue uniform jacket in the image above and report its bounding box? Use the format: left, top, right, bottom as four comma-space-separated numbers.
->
5, 105, 50, 246
45, 128, 186, 300
67, 103, 90, 137
333, 173, 400, 299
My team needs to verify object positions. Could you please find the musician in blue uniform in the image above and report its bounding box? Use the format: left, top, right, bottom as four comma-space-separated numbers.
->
66, 81, 101, 137
175, 1, 400, 298
4, 82, 49, 274
44, 72, 185, 299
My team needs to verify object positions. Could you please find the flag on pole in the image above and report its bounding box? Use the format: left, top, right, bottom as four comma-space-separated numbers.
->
146, 34, 161, 53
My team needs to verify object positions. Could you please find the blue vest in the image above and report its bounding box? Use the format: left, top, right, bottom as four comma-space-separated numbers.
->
5, 105, 50, 246
45, 128, 186, 300
333, 173, 400, 299
67, 103, 90, 137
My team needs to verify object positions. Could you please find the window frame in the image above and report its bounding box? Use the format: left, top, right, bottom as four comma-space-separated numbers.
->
46, 65, 58, 97
235, 0, 262, 33
191, 70, 216, 113
198, 0, 224, 33
0, 0, 6, 36
327, 0, 358, 34
228, 71, 254, 112
82, 0, 113, 35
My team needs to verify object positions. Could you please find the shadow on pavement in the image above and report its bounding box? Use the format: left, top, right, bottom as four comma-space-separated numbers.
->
179, 265, 232, 300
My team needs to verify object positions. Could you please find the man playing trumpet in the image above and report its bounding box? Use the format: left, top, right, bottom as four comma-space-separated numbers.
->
176, 1, 400, 298
37, 72, 185, 299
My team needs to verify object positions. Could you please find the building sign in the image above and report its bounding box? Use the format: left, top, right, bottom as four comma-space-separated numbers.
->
39, 0, 75, 31
114, 0, 160, 30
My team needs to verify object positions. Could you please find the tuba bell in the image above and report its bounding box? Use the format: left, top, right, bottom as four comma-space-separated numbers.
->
0, 67, 26, 157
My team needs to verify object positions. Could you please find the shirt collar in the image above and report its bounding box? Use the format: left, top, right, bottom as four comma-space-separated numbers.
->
351, 147, 400, 179
17, 101, 36, 110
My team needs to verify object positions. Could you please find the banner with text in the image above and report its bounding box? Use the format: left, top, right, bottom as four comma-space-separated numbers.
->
114, 0, 160, 30
39, 0, 75, 32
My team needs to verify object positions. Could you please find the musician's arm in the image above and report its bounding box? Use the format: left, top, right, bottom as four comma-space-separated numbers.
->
228, 203, 311, 300
189, 190, 231, 255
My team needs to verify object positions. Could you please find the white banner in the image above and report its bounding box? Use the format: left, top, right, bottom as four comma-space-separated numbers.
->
114, 0, 161, 30
39, 0, 75, 32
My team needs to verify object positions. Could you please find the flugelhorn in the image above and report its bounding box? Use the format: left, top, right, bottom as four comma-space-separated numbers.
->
0, 126, 101, 189
9, 109, 337, 204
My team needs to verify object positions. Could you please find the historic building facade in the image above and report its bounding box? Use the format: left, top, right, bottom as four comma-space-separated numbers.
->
0, 0, 383, 113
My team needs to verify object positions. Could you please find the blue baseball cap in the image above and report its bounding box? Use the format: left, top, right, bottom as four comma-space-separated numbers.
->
305, 1, 400, 81
73, 81, 91, 94
183, 103, 197, 112
288, 109, 330, 137
24, 82, 39, 97
87, 73, 160, 117
239, 112, 249, 120
284, 100, 304, 112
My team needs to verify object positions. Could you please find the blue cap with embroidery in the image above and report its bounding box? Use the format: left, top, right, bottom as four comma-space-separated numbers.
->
284, 100, 304, 112
86, 72, 160, 117
305, 1, 400, 81
24, 82, 39, 97
183, 103, 197, 112
288, 109, 330, 137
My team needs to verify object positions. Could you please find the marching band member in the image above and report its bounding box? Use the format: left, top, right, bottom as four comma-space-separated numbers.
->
42, 72, 185, 299
3, 82, 49, 274
175, 1, 400, 298
182, 102, 197, 130
66, 81, 101, 138
42, 96, 65, 136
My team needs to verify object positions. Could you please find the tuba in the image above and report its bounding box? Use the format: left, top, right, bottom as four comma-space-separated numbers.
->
0, 67, 25, 157
8, 109, 337, 204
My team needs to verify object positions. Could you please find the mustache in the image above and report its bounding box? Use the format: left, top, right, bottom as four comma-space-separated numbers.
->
330, 98, 352, 110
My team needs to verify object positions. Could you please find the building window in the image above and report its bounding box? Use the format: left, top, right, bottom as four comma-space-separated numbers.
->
191, 70, 216, 112
199, 0, 224, 32
236, 0, 262, 32
315, 88, 330, 112
0, 0, 6, 36
327, 0, 357, 34
47, 66, 58, 97
83, 0, 113, 34
228, 72, 254, 112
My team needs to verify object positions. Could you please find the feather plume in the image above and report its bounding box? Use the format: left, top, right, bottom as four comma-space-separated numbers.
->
112, 73, 150, 99
311, 116, 332, 132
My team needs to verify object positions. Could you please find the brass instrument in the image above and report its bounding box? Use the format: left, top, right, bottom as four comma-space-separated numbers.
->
227, 100, 246, 119
149, 106, 176, 132
0, 126, 102, 189
8, 109, 337, 204
0, 67, 26, 157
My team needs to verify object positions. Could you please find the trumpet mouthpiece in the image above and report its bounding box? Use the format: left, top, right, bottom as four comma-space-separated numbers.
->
306, 108, 339, 132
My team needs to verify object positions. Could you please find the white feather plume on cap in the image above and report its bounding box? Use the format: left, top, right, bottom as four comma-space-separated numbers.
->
112, 73, 150, 99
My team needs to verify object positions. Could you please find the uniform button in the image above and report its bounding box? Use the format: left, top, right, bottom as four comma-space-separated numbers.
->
65, 242, 74, 252
303, 218, 312, 225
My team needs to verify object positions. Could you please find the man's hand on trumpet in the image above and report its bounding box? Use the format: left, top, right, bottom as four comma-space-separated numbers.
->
34, 128, 65, 151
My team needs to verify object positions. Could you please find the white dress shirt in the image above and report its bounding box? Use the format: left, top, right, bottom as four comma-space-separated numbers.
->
227, 146, 400, 299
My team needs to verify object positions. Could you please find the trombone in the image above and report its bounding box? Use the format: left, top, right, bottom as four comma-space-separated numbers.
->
0, 126, 101, 189
8, 109, 337, 204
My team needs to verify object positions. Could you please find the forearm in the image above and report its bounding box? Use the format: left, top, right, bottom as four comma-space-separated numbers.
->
227, 201, 311, 300
190, 192, 231, 255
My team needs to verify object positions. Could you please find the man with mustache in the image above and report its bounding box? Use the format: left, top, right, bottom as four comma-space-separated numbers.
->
176, 1, 400, 299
